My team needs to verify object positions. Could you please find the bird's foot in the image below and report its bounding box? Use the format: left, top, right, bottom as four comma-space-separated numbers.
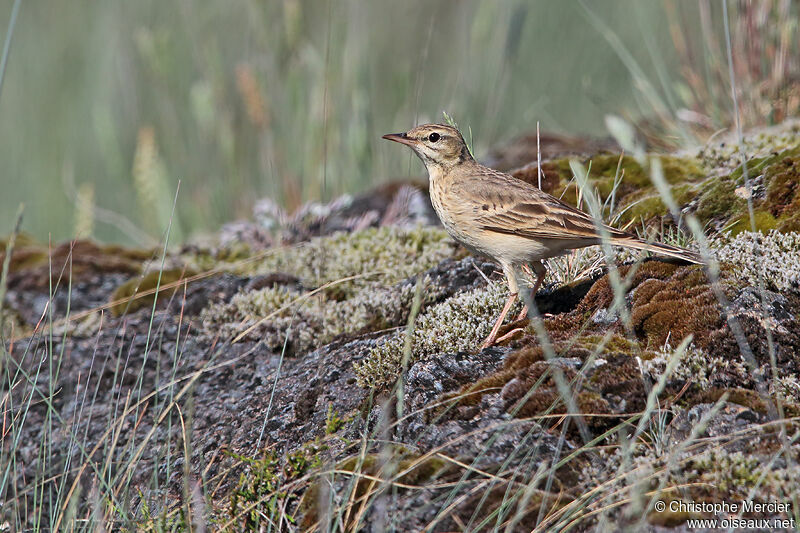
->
495, 327, 525, 345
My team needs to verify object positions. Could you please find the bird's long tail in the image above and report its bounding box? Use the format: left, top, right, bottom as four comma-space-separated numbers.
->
612, 236, 703, 264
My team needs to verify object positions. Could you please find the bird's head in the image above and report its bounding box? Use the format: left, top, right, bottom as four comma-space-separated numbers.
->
382, 124, 472, 169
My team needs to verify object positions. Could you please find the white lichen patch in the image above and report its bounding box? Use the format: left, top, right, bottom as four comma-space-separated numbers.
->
182, 226, 455, 298
200, 280, 437, 353
354, 282, 522, 389
770, 375, 800, 405
711, 230, 800, 291
197, 226, 459, 352
684, 119, 800, 174
639, 343, 749, 388
252, 226, 452, 289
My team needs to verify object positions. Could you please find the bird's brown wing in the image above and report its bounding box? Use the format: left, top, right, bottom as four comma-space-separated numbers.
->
457, 165, 631, 242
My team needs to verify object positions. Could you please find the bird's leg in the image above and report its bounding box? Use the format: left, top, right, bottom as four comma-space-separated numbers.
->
481, 291, 518, 349
480, 263, 521, 349
514, 261, 546, 321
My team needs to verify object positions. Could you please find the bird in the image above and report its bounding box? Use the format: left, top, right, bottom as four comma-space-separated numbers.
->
382, 123, 702, 349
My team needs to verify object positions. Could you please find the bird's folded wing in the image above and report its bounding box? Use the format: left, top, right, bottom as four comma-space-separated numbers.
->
460, 169, 629, 241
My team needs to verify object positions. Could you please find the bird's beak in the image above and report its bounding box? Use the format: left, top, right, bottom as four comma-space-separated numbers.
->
382, 132, 416, 147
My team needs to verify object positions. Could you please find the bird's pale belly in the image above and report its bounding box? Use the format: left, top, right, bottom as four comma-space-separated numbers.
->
430, 189, 549, 264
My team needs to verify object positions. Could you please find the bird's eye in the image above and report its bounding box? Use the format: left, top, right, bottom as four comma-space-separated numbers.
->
428, 132, 440, 142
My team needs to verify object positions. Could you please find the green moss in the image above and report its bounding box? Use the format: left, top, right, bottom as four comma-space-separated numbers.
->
684, 450, 770, 495
396, 456, 449, 486
590, 154, 704, 195
694, 145, 800, 233
694, 174, 746, 224
227, 450, 282, 530
618, 196, 669, 224
577, 334, 638, 356
762, 148, 800, 231
325, 404, 346, 435
724, 210, 779, 235
0, 309, 23, 338
0, 247, 48, 272
180, 242, 254, 272
0, 231, 39, 252
534, 154, 705, 221
284, 442, 326, 479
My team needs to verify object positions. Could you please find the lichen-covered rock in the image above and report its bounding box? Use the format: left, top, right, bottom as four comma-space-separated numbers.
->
354, 281, 523, 389
712, 230, 800, 291
686, 119, 800, 173
5, 121, 800, 532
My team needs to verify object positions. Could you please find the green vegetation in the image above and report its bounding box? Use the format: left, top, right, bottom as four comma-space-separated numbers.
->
4, 1, 779, 245
197, 226, 455, 351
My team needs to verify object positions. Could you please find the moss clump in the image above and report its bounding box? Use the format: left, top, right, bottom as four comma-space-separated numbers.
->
354, 282, 522, 390
630, 267, 722, 349
694, 145, 800, 234
227, 450, 282, 530
178, 241, 255, 273
191, 226, 455, 297
523, 139, 800, 236
110, 268, 196, 316
225, 442, 328, 530
576, 334, 638, 356
198, 226, 458, 353
617, 196, 670, 224
514, 154, 706, 227
324, 404, 346, 435
724, 210, 780, 234
693, 172, 748, 226
0, 309, 23, 338
590, 154, 704, 192
639, 344, 748, 388
682, 450, 775, 496
764, 152, 800, 232
1, 238, 152, 290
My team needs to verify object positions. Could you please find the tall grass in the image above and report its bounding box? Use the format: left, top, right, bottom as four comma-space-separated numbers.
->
583, 0, 799, 145
1, 0, 683, 244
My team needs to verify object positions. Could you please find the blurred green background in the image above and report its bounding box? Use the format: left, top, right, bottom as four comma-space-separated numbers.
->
0, 1, 794, 245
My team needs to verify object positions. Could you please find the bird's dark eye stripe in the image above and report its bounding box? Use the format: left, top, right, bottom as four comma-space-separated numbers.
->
428, 132, 440, 142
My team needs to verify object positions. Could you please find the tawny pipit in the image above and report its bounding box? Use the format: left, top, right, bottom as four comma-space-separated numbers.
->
383, 124, 702, 348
